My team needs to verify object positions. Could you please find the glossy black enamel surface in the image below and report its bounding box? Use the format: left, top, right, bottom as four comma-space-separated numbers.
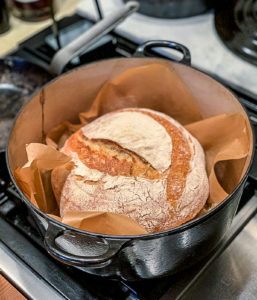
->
215, 0, 257, 66
134, 40, 191, 65
16, 166, 247, 281
123, 0, 219, 19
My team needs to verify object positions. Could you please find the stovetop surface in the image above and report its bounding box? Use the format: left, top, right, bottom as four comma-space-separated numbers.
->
1, 13, 257, 300
76, 0, 257, 97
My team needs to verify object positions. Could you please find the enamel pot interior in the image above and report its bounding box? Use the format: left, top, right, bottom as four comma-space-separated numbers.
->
7, 57, 254, 238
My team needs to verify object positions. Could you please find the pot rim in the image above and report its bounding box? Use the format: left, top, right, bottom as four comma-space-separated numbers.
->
6, 57, 255, 240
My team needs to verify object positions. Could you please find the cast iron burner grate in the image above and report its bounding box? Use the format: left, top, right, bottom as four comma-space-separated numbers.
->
215, 0, 257, 66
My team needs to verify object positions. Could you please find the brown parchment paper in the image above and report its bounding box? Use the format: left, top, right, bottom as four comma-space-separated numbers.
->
14, 63, 250, 235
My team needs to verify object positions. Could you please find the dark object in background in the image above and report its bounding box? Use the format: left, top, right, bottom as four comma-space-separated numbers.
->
123, 0, 218, 18
215, 0, 257, 66
9, 0, 56, 22
0, 57, 51, 118
0, 57, 51, 149
94, 0, 103, 20
0, 0, 10, 34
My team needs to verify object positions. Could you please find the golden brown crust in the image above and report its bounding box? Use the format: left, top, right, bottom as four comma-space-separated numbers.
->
121, 109, 191, 231
65, 130, 163, 180
119, 109, 191, 206
52, 108, 208, 233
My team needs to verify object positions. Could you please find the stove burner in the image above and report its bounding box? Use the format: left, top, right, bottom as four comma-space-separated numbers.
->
0, 83, 29, 118
0, 57, 50, 149
215, 0, 257, 65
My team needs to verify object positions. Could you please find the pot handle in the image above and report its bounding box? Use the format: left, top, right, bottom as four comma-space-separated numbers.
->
44, 222, 129, 266
49, 1, 139, 75
134, 40, 191, 65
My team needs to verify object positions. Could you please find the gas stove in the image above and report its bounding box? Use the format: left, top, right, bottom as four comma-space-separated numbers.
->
1, 6, 257, 300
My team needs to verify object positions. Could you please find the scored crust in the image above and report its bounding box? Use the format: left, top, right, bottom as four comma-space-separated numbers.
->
51, 108, 209, 233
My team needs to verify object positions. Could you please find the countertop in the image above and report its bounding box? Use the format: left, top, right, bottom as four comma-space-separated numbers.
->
0, 275, 26, 299
0, 0, 81, 57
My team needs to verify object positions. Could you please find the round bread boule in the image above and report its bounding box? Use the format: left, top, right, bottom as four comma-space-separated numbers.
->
51, 108, 209, 233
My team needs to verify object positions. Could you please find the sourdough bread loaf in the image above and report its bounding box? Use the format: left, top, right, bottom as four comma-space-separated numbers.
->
51, 108, 209, 233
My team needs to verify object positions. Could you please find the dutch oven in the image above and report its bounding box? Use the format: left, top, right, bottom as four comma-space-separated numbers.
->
6, 40, 254, 281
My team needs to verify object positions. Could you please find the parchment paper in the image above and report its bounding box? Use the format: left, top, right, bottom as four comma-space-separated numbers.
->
14, 63, 250, 235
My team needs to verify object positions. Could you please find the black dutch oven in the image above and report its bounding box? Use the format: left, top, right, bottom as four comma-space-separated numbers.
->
6, 40, 254, 281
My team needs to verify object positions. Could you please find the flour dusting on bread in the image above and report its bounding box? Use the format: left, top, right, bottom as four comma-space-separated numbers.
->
51, 108, 209, 233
